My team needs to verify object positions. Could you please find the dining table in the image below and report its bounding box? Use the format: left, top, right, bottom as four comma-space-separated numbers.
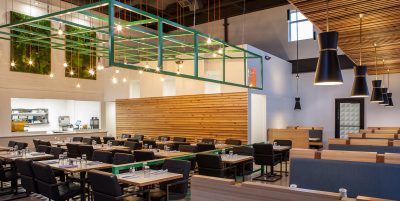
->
0, 152, 54, 161
141, 149, 192, 158
0, 146, 10, 152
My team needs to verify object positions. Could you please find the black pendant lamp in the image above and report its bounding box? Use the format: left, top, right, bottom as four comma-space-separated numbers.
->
294, 10, 301, 110
380, 60, 389, 106
386, 68, 394, 107
314, 0, 343, 85
351, 14, 369, 97
370, 45, 384, 103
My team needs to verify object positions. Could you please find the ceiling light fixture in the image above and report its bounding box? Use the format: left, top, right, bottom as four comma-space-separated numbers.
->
294, 10, 301, 110
386, 68, 394, 107
49, 73, 54, 78
207, 37, 212, 44
370, 46, 384, 103
139, 70, 143, 75
11, 60, 15, 67
89, 69, 95, 76
116, 24, 122, 31
351, 14, 369, 97
63, 62, 68, 68
379, 60, 389, 106
314, 0, 343, 85
145, 63, 149, 69
112, 77, 118, 84
76, 83, 81, 88
28, 59, 33, 66
122, 77, 127, 83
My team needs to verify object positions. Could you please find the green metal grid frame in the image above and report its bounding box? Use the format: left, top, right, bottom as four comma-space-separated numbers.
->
0, 0, 264, 89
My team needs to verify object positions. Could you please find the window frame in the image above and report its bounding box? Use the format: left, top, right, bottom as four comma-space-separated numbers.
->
288, 10, 314, 42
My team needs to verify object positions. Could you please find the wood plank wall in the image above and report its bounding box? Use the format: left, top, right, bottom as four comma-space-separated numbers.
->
116, 92, 248, 143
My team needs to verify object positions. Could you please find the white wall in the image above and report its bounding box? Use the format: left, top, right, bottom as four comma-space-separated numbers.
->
293, 69, 400, 143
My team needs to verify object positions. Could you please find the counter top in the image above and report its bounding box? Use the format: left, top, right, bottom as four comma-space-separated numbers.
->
0, 129, 107, 138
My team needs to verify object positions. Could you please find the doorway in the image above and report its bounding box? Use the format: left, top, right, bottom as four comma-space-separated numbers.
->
335, 98, 365, 139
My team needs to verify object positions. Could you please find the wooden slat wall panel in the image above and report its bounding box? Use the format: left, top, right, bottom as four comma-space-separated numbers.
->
289, 0, 400, 74
116, 92, 248, 143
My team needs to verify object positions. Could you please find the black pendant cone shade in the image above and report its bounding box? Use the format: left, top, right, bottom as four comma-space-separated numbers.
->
351, 65, 369, 97
386, 93, 394, 107
314, 31, 343, 85
370, 80, 384, 103
380, 88, 389, 105
294, 97, 301, 110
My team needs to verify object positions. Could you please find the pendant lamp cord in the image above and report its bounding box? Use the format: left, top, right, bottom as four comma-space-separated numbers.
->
296, 10, 299, 97
326, 0, 329, 32
374, 44, 378, 80
193, 0, 196, 29
359, 14, 362, 66
387, 67, 390, 90
382, 59, 385, 87
241, 0, 246, 45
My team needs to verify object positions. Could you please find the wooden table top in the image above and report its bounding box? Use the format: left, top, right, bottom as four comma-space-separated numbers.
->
0, 146, 10, 152
51, 141, 85, 146
95, 145, 131, 152
39, 159, 112, 173
141, 149, 192, 158
273, 145, 291, 151
221, 154, 253, 164
0, 152, 53, 161
117, 170, 182, 187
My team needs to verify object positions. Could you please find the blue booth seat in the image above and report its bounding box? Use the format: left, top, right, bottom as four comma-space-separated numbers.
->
329, 144, 400, 154
290, 158, 400, 200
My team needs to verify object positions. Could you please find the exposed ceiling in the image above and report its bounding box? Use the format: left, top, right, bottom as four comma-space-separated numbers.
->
61, 0, 288, 31
288, 0, 400, 75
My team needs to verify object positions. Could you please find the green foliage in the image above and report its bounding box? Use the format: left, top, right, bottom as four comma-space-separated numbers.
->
65, 25, 97, 80
10, 12, 51, 74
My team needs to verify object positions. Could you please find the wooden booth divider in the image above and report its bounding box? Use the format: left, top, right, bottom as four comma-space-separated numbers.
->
116, 92, 248, 144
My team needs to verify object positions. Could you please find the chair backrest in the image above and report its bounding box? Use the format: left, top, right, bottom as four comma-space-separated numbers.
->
201, 138, 216, 144
225, 139, 242, 146
197, 143, 216, 152
123, 141, 138, 151
82, 138, 93, 145
92, 150, 113, 163
38, 140, 51, 147
179, 145, 198, 153
66, 143, 81, 158
172, 142, 190, 151
233, 146, 254, 156
132, 134, 144, 141
113, 153, 135, 165
103, 137, 115, 144
91, 136, 102, 144
15, 158, 36, 193
134, 150, 155, 162
173, 137, 187, 142
274, 140, 292, 147
196, 153, 222, 169
32, 162, 59, 200
158, 136, 170, 141
78, 145, 94, 160
72, 137, 83, 142
110, 140, 121, 146
143, 140, 157, 148
16, 142, 28, 150
161, 159, 191, 195
309, 130, 323, 141
127, 138, 140, 144
8, 140, 17, 148
88, 170, 123, 199
253, 143, 274, 165
49, 147, 64, 159
33, 139, 40, 150
36, 145, 51, 154
121, 134, 131, 139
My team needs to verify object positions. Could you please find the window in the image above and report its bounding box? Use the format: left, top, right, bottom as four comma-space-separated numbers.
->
288, 10, 314, 42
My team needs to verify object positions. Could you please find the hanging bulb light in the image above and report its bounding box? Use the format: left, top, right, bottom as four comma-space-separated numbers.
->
370, 45, 384, 103
160, 77, 165, 82
139, 70, 143, 75
294, 11, 301, 111
63, 62, 68, 68
207, 37, 212, 44
122, 77, 127, 83
11, 60, 16, 67
177, 70, 181, 75
116, 24, 122, 31
88, 69, 95, 76
115, 69, 120, 74
49, 73, 54, 78
314, 0, 343, 85
351, 14, 369, 97
123, 57, 127, 65
145, 63, 149, 69
70, 70, 74, 76
218, 47, 223, 54
386, 68, 394, 107
96, 57, 104, 70
57, 23, 63, 36
112, 77, 118, 84
156, 66, 160, 72
76, 83, 81, 88
380, 60, 389, 106
28, 59, 33, 65
212, 53, 217, 57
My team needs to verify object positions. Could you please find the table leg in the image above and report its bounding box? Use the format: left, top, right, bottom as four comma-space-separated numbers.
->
80, 172, 86, 201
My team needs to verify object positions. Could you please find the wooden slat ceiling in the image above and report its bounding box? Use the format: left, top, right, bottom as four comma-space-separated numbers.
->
289, 0, 400, 74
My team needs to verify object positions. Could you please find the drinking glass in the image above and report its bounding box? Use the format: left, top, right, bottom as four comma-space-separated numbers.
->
144, 144, 148, 149
273, 142, 278, 146
144, 166, 150, 178
149, 145, 153, 150
82, 154, 87, 165
59, 155, 64, 165
339, 188, 347, 198
229, 150, 234, 158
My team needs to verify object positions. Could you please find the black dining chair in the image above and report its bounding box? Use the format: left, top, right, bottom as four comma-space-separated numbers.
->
143, 140, 157, 149
8, 140, 17, 148
196, 154, 236, 179
38, 140, 52, 147
36, 145, 51, 154
66, 143, 81, 158
88, 170, 144, 201
172, 137, 186, 142
134, 150, 155, 162
82, 138, 93, 145
201, 138, 216, 144
33, 139, 40, 151
121, 134, 131, 139
91, 136, 102, 144
252, 143, 282, 182
157, 136, 170, 141
179, 145, 198, 153
0, 160, 18, 193
197, 143, 215, 152
32, 162, 82, 200
49, 147, 64, 160
78, 145, 94, 161
149, 159, 191, 201
72, 137, 83, 142
92, 150, 113, 164
16, 142, 28, 150
225, 139, 242, 146
124, 141, 138, 151
232, 146, 254, 181
273, 139, 292, 176
112, 153, 135, 165
110, 140, 122, 146
172, 142, 190, 151
132, 134, 144, 141
15, 158, 36, 195
103, 137, 115, 144
127, 138, 142, 149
